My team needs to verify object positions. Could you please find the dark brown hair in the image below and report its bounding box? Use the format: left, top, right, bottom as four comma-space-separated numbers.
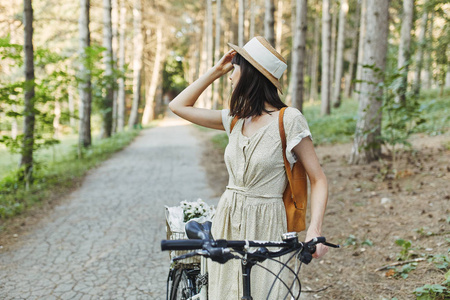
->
229, 53, 286, 118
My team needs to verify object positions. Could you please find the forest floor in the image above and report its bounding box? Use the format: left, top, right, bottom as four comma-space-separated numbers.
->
199, 130, 450, 300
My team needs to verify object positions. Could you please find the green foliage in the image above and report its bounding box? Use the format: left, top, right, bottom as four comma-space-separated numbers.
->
395, 239, 413, 261
0, 39, 70, 159
389, 262, 418, 279
414, 270, 450, 300
0, 129, 141, 219
342, 234, 373, 248
163, 54, 188, 95
428, 252, 450, 270
413, 90, 450, 135
381, 69, 426, 157
302, 99, 358, 145
211, 132, 229, 150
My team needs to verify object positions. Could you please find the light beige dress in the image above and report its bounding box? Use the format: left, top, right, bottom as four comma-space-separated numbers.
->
208, 107, 312, 300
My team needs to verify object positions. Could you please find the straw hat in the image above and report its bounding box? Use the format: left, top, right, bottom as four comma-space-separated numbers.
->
228, 36, 287, 94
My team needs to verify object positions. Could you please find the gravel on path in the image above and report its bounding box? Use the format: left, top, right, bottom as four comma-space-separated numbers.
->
0, 114, 217, 300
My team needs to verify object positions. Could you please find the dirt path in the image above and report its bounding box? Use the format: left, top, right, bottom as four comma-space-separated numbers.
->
0, 113, 217, 299
202, 132, 450, 299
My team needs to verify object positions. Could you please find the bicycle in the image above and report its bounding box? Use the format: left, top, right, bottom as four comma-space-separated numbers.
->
161, 220, 340, 300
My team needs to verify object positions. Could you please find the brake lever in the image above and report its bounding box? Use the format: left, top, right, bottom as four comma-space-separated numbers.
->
298, 238, 340, 264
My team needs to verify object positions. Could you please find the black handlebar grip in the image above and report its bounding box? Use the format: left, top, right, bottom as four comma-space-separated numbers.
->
314, 237, 326, 244
161, 240, 204, 251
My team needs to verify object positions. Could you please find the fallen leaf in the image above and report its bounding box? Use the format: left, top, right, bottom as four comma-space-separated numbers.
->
385, 269, 395, 277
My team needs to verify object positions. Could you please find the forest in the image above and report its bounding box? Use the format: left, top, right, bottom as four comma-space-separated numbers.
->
0, 0, 449, 299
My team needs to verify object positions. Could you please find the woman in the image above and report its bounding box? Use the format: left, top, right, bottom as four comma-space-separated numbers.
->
169, 36, 328, 299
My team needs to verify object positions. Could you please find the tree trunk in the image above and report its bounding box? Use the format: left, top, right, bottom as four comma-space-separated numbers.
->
354, 0, 367, 100
239, 0, 245, 46
198, 14, 208, 108
117, 0, 126, 132
128, 0, 143, 129
212, 0, 222, 109
290, 0, 307, 111
329, 0, 337, 97
68, 86, 76, 131
102, 0, 114, 138
320, 0, 331, 115
78, 0, 92, 149
21, 0, 35, 186
332, 0, 348, 108
53, 100, 61, 139
275, 0, 283, 53
423, 9, 434, 89
349, 0, 389, 165
446, 67, 450, 88
142, 24, 163, 125
265, 0, 275, 46
111, 0, 119, 134
11, 104, 18, 139
396, 0, 414, 103
309, 11, 320, 103
413, 7, 428, 97
206, 0, 213, 108
250, 0, 256, 38
344, 0, 360, 98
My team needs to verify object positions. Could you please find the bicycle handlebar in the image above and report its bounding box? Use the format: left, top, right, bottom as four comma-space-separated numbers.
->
161, 239, 204, 251
161, 235, 339, 265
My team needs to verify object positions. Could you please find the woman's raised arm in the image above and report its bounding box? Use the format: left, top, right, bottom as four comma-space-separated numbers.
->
169, 50, 236, 130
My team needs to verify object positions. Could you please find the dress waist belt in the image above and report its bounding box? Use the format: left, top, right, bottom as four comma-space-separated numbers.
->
226, 185, 283, 199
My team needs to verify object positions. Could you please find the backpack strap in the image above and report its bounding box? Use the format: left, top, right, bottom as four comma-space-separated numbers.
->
230, 115, 239, 133
279, 107, 295, 198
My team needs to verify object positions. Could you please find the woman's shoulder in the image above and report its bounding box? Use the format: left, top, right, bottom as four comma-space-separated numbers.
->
283, 106, 306, 121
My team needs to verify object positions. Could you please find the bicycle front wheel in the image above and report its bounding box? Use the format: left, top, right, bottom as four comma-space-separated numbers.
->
170, 268, 195, 300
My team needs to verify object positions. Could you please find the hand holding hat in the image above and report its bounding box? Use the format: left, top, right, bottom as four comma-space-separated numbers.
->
214, 49, 237, 76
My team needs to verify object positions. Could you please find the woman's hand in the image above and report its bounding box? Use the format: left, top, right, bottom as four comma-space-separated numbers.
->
305, 229, 328, 259
214, 49, 236, 76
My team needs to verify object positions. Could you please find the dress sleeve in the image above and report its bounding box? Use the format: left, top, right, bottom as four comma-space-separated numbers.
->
284, 107, 313, 164
221, 109, 233, 136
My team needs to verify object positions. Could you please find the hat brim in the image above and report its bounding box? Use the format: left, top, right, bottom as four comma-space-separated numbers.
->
228, 42, 284, 94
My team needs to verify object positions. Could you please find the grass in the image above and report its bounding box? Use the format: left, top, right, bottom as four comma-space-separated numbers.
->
209, 88, 450, 151
0, 128, 144, 219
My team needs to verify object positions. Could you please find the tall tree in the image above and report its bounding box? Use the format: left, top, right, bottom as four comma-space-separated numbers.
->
290, 0, 307, 111
396, 0, 414, 103
212, 0, 222, 109
250, 0, 256, 38
128, 0, 143, 129
111, 0, 119, 134
329, 0, 337, 95
265, 0, 275, 46
21, 0, 36, 185
349, 0, 390, 164
423, 9, 434, 89
413, 6, 428, 96
332, 0, 348, 108
275, 0, 283, 52
102, 0, 114, 137
117, 0, 126, 132
309, 5, 320, 103
142, 23, 163, 125
321, 0, 331, 115
354, 0, 367, 99
446, 61, 450, 88
78, 0, 92, 148
239, 0, 245, 46
344, 0, 361, 98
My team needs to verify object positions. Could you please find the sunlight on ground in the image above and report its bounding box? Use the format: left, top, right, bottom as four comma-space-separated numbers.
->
159, 110, 191, 128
